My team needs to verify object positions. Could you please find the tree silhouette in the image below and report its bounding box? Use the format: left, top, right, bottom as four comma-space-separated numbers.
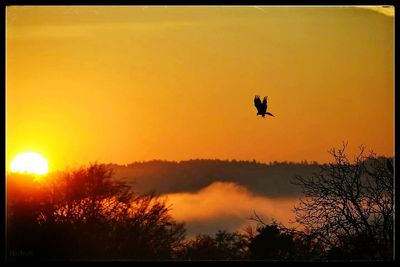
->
7, 163, 186, 260
292, 143, 393, 260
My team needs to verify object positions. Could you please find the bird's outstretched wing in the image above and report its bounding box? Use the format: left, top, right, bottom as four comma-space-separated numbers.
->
254, 95, 263, 112
262, 97, 268, 113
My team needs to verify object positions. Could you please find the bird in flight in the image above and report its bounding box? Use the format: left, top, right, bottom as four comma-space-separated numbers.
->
254, 95, 274, 118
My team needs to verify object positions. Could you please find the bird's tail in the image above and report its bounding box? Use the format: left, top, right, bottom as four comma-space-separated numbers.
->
266, 112, 274, 117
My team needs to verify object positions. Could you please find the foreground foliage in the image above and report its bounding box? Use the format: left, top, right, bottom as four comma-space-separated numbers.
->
7, 145, 393, 261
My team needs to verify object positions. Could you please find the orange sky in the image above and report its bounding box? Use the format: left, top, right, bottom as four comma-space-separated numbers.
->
6, 6, 394, 172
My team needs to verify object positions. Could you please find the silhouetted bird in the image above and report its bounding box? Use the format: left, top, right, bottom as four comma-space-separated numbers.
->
254, 95, 274, 118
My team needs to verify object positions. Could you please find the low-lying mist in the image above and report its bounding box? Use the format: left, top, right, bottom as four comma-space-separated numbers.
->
161, 181, 300, 237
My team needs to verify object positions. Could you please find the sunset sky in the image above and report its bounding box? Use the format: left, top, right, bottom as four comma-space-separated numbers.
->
6, 6, 394, 172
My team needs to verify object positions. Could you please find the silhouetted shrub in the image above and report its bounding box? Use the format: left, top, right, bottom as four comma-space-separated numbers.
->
175, 230, 248, 260
245, 221, 321, 261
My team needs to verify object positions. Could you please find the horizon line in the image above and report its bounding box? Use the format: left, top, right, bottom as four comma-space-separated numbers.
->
101, 155, 393, 167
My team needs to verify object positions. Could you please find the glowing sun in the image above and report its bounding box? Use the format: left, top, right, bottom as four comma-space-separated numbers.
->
10, 152, 49, 175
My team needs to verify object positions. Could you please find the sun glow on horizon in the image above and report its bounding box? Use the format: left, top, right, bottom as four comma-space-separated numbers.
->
10, 152, 49, 175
